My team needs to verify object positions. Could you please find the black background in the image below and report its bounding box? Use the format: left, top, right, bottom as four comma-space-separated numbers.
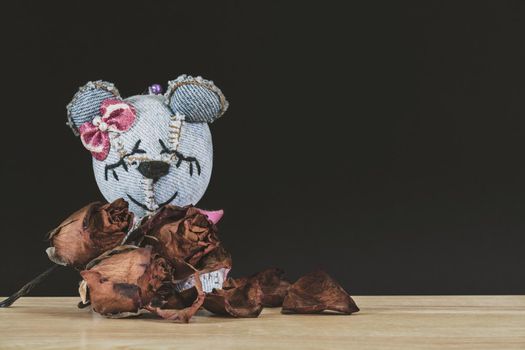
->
1, 1, 524, 296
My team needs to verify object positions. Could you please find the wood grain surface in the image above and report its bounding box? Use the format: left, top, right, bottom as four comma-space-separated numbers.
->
0, 296, 523, 349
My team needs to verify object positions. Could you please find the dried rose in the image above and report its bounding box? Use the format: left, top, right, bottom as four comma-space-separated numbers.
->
155, 284, 201, 310
46, 198, 134, 268
224, 268, 290, 307
80, 246, 171, 316
140, 205, 220, 269
172, 245, 233, 282
203, 280, 263, 318
80, 273, 142, 316
145, 273, 205, 323
194, 245, 232, 274
281, 269, 359, 314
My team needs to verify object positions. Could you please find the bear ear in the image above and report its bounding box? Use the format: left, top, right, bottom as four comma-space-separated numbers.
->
165, 75, 228, 123
66, 81, 120, 135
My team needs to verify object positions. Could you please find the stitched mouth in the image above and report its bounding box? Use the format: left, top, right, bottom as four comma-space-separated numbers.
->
127, 191, 178, 211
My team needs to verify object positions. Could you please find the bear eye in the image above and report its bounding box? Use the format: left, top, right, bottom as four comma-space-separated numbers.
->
104, 140, 146, 181
159, 139, 201, 176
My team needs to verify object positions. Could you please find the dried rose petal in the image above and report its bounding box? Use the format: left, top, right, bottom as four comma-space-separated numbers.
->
136, 254, 172, 305
80, 246, 171, 316
139, 205, 224, 281
47, 198, 133, 268
140, 205, 219, 264
203, 280, 263, 318
281, 270, 359, 314
195, 245, 232, 272
80, 271, 142, 315
223, 268, 290, 307
252, 268, 290, 307
145, 273, 205, 323
160, 286, 200, 310
169, 245, 232, 282
78, 280, 89, 307
138, 205, 187, 235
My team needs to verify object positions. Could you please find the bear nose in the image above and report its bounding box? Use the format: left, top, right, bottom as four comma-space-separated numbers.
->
137, 161, 170, 181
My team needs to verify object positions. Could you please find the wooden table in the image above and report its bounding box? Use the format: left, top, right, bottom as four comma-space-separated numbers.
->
0, 296, 523, 349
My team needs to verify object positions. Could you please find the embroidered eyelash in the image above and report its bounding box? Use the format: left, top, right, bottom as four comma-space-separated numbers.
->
104, 140, 146, 181
159, 139, 201, 176
104, 138, 201, 182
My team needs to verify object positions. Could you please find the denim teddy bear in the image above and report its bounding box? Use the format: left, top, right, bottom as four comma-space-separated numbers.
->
66, 75, 228, 218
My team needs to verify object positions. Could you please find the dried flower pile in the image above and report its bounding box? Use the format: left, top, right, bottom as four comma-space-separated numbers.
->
0, 199, 359, 322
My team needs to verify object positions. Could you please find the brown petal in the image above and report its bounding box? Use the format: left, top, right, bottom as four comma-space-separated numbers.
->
47, 199, 133, 268
86, 246, 151, 284
97, 198, 132, 232
203, 280, 263, 318
136, 254, 172, 305
145, 272, 205, 323
158, 286, 200, 310
281, 270, 359, 314
170, 258, 199, 282
138, 205, 188, 236
47, 202, 100, 267
223, 268, 290, 307
169, 245, 232, 282
194, 245, 232, 275
80, 247, 172, 316
78, 280, 89, 306
141, 205, 221, 275
252, 268, 291, 307
90, 198, 134, 251
80, 270, 142, 315
222, 276, 249, 289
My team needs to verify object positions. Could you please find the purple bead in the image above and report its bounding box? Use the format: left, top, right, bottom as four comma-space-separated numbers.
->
149, 84, 163, 95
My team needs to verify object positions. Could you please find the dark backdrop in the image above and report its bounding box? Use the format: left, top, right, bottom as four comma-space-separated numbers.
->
1, 1, 524, 296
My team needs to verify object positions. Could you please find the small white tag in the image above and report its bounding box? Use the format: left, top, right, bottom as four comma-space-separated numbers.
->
174, 268, 230, 293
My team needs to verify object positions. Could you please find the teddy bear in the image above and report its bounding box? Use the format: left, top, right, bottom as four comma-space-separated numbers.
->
66, 75, 229, 292
66, 75, 228, 218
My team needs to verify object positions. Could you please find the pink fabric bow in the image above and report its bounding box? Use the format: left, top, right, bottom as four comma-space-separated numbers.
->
79, 99, 136, 160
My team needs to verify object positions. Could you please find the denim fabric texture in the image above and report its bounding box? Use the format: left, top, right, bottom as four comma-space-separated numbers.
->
92, 95, 214, 217
166, 75, 228, 123
67, 81, 119, 134
67, 76, 228, 218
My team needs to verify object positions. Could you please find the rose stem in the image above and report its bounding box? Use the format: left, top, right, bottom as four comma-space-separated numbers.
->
0, 265, 60, 307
